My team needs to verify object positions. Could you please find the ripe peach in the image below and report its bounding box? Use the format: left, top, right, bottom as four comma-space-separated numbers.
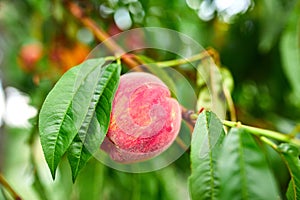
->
101, 72, 181, 163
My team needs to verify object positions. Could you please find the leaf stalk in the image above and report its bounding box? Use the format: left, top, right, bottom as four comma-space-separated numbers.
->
223, 120, 300, 147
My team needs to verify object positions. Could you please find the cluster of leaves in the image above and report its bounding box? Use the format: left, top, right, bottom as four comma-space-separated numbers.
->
189, 111, 300, 200
39, 58, 121, 181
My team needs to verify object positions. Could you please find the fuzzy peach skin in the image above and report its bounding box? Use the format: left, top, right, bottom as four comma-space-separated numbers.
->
101, 72, 182, 163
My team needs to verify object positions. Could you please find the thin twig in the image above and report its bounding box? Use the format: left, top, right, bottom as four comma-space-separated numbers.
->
260, 136, 278, 150
206, 47, 221, 67
223, 120, 300, 147
155, 51, 212, 68
65, 1, 141, 69
223, 84, 236, 122
0, 173, 22, 200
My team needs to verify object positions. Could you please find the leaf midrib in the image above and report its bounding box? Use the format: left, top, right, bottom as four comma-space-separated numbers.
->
72, 65, 118, 175
239, 132, 249, 200
206, 114, 216, 200
50, 62, 102, 173
281, 152, 299, 199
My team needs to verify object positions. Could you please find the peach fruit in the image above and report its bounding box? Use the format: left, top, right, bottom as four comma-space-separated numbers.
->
101, 72, 181, 163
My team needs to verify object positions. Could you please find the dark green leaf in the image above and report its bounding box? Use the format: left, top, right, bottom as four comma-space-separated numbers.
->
39, 58, 108, 179
189, 111, 225, 200
218, 128, 280, 200
67, 63, 121, 182
277, 143, 300, 200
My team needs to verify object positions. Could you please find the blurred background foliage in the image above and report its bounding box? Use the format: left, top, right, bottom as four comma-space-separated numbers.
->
0, 0, 299, 199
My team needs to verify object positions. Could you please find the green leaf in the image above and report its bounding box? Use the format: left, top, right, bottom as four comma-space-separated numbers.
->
218, 128, 280, 200
189, 111, 225, 200
280, 1, 300, 95
67, 63, 121, 182
39, 58, 113, 179
277, 143, 300, 200
196, 58, 226, 119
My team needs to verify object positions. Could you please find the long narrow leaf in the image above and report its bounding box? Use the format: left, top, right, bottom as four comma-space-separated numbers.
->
218, 128, 280, 200
189, 111, 225, 200
39, 58, 106, 179
67, 63, 121, 182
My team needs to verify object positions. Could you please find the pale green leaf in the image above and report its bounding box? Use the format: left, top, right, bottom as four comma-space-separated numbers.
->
67, 63, 121, 182
189, 111, 225, 200
196, 58, 226, 119
39, 58, 114, 179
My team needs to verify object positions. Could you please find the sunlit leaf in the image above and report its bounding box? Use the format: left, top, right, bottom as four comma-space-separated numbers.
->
67, 63, 121, 182
277, 143, 300, 200
189, 111, 225, 200
39, 59, 120, 179
218, 128, 280, 200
